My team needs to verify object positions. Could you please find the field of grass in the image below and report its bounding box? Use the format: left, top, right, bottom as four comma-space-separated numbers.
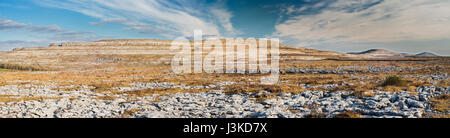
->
0, 59, 446, 96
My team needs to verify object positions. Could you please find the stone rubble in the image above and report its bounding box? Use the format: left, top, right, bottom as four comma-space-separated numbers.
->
280, 66, 449, 76
0, 82, 448, 118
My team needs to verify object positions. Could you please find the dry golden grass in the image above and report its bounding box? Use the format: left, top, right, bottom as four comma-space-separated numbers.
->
439, 79, 450, 88
69, 97, 79, 101
288, 108, 300, 114
91, 82, 131, 93
0, 95, 60, 103
304, 110, 327, 118
352, 91, 377, 98
0, 59, 445, 96
426, 114, 450, 118
94, 96, 117, 100
118, 88, 213, 97
430, 94, 450, 112
224, 84, 305, 95
0, 62, 50, 71
334, 111, 364, 118
330, 83, 380, 98
0, 59, 444, 100
224, 84, 278, 95
0, 42, 448, 100
51, 86, 81, 91
121, 108, 142, 117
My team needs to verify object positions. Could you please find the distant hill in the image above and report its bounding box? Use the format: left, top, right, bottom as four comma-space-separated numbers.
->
347, 49, 404, 57
400, 53, 414, 56
415, 52, 440, 57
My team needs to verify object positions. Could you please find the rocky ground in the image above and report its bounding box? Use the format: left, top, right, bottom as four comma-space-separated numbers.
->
0, 39, 448, 118
0, 81, 448, 118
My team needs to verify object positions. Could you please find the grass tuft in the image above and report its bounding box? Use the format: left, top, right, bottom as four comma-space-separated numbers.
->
120, 88, 212, 97
224, 84, 304, 95
334, 111, 363, 118
0, 95, 60, 103
0, 63, 49, 71
430, 94, 449, 112
382, 76, 408, 87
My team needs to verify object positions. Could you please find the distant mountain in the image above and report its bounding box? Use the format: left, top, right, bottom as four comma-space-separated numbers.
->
415, 52, 440, 57
400, 53, 414, 56
347, 49, 404, 57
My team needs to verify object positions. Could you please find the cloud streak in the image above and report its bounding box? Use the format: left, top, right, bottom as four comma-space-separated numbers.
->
0, 19, 28, 30
274, 0, 450, 47
0, 18, 111, 47
34, 0, 239, 38
0, 18, 65, 34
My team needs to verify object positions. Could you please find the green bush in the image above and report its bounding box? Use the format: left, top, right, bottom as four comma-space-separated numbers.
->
382, 76, 407, 87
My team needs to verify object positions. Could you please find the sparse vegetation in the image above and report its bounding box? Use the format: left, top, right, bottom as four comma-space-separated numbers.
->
430, 94, 449, 112
95, 96, 117, 100
120, 88, 212, 97
288, 108, 300, 114
0, 68, 14, 72
382, 76, 408, 87
303, 104, 327, 118
122, 108, 142, 117
0, 95, 60, 103
224, 84, 305, 95
225, 84, 280, 95
351, 91, 376, 98
51, 86, 81, 91
304, 110, 327, 118
0, 39, 448, 118
0, 63, 48, 71
334, 111, 363, 118
91, 82, 131, 92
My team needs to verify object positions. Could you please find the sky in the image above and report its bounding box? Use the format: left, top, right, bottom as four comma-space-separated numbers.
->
0, 0, 449, 55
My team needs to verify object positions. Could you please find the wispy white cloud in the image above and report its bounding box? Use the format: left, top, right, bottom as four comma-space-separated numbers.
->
274, 0, 450, 47
0, 18, 111, 44
210, 8, 240, 36
34, 0, 239, 38
1, 18, 64, 34
89, 18, 129, 25
0, 19, 28, 30
29, 25, 64, 33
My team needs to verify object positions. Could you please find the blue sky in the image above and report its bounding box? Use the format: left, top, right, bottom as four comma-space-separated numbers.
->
0, 0, 449, 55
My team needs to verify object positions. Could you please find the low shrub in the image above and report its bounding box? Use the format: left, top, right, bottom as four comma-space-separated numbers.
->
382, 76, 407, 87
334, 111, 363, 118
0, 63, 48, 71
224, 84, 282, 95
430, 94, 449, 112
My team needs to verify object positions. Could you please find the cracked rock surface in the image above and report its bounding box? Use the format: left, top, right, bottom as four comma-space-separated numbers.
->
0, 82, 448, 118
